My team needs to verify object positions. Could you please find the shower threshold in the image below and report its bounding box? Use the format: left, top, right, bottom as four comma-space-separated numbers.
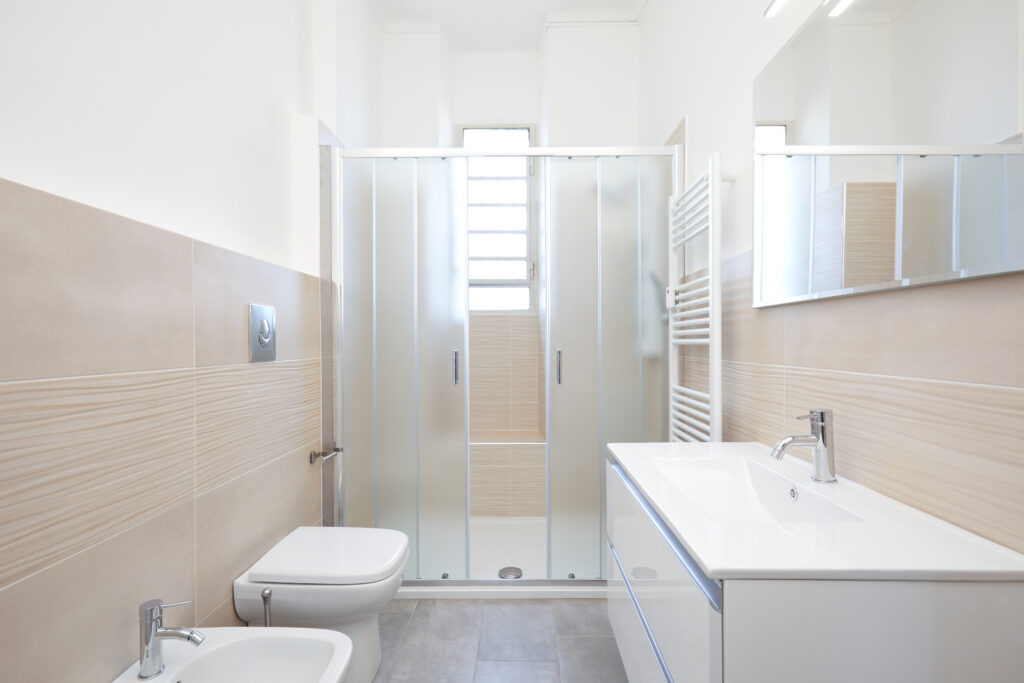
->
397, 579, 607, 600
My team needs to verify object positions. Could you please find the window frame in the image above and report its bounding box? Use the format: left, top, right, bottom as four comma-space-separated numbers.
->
460, 125, 537, 314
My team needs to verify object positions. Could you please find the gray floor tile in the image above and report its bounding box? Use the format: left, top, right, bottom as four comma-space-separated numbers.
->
382, 598, 419, 613
552, 599, 613, 636
376, 605, 418, 682
474, 660, 561, 683
385, 600, 485, 683
557, 634, 628, 683
478, 600, 557, 662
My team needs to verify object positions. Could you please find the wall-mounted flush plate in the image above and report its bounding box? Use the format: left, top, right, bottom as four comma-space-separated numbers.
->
249, 303, 276, 362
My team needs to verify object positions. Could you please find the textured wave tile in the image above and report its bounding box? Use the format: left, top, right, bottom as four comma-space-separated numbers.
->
0, 501, 195, 682
785, 366, 1024, 554
196, 359, 320, 494
0, 369, 194, 588
722, 361, 785, 446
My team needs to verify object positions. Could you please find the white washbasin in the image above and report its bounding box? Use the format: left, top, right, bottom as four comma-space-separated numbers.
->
112, 627, 351, 683
608, 441, 1024, 580
650, 453, 862, 524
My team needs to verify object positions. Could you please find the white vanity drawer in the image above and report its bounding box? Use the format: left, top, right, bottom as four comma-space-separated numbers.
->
608, 543, 671, 682
608, 461, 722, 683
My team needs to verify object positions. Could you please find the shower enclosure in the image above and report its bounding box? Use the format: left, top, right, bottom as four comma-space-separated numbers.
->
339, 146, 675, 581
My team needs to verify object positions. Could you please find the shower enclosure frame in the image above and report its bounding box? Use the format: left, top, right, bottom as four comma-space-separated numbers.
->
337, 144, 679, 587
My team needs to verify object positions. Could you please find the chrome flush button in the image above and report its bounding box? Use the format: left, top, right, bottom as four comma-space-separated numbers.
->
249, 304, 276, 362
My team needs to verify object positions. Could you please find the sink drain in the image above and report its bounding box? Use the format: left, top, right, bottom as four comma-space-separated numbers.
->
498, 566, 523, 579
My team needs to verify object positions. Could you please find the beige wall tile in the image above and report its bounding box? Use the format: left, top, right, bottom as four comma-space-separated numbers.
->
722, 251, 785, 365
783, 269, 1024, 388
0, 501, 195, 682
721, 361, 785, 446
0, 369, 194, 587
194, 241, 320, 367
785, 367, 1024, 553
510, 445, 546, 516
198, 596, 247, 628
469, 314, 544, 436
196, 451, 320, 619
0, 179, 194, 381
470, 445, 511, 516
196, 359, 321, 493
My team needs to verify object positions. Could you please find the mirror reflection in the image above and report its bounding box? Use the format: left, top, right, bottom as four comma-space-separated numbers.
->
753, 0, 1023, 306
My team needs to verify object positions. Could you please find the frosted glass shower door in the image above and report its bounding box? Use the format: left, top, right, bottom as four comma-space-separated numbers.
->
417, 159, 469, 579
547, 157, 601, 579
373, 159, 419, 575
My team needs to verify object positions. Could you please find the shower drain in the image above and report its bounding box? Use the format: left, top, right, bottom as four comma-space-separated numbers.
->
498, 566, 523, 579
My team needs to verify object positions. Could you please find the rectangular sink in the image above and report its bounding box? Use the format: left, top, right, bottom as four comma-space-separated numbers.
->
608, 441, 1024, 580
650, 454, 862, 525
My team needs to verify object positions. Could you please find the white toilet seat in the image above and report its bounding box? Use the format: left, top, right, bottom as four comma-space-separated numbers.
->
233, 526, 410, 683
248, 526, 408, 585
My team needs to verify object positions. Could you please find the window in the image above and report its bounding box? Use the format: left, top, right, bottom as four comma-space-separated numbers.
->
463, 128, 533, 311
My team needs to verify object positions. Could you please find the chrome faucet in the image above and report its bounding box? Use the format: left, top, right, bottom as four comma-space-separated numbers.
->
769, 409, 836, 482
138, 599, 205, 679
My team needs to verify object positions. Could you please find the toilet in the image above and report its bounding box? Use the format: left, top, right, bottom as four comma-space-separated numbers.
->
234, 526, 409, 683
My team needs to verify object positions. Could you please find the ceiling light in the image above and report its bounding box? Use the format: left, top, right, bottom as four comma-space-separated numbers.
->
828, 0, 857, 18
763, 0, 786, 18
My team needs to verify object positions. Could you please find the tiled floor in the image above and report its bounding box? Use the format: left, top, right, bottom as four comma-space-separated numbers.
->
373, 598, 628, 683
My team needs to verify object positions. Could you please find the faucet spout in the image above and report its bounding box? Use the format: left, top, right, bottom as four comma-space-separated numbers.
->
156, 626, 206, 646
768, 409, 837, 483
769, 434, 817, 460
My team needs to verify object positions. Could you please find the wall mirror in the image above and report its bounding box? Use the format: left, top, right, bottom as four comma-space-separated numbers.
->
752, 0, 1023, 306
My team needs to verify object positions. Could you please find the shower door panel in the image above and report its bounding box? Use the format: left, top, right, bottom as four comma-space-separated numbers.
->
341, 158, 376, 528
547, 157, 601, 580
417, 159, 469, 579
598, 157, 643, 578
373, 158, 419, 577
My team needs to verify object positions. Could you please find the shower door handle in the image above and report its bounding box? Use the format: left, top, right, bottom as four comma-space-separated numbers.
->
556, 349, 562, 385
452, 349, 460, 385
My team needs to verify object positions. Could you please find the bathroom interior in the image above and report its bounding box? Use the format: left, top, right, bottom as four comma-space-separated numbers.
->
1, 0, 1023, 682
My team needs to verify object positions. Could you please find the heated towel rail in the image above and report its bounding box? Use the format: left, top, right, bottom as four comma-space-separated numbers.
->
666, 154, 722, 442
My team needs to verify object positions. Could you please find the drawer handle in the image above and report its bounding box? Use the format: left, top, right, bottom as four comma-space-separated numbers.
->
611, 462, 723, 612
631, 566, 658, 581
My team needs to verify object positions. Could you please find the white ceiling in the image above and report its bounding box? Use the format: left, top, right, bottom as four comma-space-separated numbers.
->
371, 0, 648, 51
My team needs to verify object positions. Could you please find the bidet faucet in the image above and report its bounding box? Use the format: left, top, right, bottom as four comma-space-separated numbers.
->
769, 408, 836, 482
138, 598, 205, 679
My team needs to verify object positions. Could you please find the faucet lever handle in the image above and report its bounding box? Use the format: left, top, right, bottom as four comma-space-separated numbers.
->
796, 408, 831, 423
160, 600, 192, 610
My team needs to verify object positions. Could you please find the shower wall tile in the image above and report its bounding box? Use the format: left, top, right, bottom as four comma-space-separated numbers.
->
0, 368, 194, 588
510, 445, 547, 516
195, 359, 321, 493
196, 451, 321, 619
0, 179, 194, 382
470, 314, 544, 438
0, 501, 195, 683
470, 445, 511, 516
194, 241, 321, 367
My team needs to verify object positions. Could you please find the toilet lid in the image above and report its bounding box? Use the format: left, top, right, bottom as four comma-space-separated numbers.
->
248, 527, 409, 585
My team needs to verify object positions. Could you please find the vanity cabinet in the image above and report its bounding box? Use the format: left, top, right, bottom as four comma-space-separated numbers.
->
605, 457, 1024, 683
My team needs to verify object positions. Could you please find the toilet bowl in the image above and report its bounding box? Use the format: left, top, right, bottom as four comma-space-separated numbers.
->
234, 526, 409, 683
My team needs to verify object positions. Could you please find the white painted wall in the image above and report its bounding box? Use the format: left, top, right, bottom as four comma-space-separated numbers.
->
379, 31, 445, 146
891, 0, 1020, 144
337, 0, 383, 146
0, 0, 319, 272
638, 0, 822, 257
451, 51, 541, 127
542, 23, 639, 146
